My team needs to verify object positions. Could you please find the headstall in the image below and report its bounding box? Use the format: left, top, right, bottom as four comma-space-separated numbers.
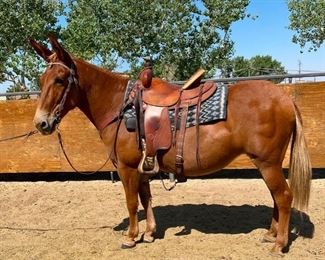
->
47, 62, 78, 125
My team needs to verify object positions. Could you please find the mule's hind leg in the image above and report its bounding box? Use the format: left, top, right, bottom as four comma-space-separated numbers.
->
139, 175, 156, 243
262, 201, 278, 243
258, 164, 293, 255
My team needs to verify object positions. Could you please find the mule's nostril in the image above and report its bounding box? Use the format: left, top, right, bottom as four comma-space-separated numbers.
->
35, 119, 53, 135
41, 121, 48, 129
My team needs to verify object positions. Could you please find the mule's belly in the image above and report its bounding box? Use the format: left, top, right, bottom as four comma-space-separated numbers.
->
159, 122, 241, 176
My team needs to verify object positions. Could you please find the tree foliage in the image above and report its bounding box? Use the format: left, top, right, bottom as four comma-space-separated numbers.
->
288, 0, 325, 51
63, 0, 250, 80
0, 0, 63, 90
231, 55, 286, 83
3, 0, 292, 93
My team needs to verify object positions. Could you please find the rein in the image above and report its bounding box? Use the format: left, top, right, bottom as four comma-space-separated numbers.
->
56, 126, 110, 175
159, 172, 177, 191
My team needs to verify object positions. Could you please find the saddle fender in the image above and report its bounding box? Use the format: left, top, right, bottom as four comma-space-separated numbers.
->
144, 105, 172, 157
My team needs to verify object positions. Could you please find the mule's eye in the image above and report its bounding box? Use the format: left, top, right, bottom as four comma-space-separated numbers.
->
55, 78, 64, 85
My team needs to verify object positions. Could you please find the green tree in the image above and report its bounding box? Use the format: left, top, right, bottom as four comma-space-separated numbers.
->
288, 0, 325, 51
250, 55, 286, 76
231, 55, 286, 83
230, 56, 251, 77
63, 0, 251, 80
0, 0, 63, 91
5, 83, 30, 100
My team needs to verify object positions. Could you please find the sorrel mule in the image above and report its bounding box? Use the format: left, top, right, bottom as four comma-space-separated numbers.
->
30, 37, 312, 255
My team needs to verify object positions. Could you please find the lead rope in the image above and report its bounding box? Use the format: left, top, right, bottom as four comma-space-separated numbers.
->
56, 126, 110, 175
0, 130, 39, 142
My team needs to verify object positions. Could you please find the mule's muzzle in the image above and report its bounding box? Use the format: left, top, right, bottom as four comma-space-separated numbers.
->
34, 116, 57, 135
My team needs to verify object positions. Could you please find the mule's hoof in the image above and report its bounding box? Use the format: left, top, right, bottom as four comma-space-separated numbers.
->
270, 245, 285, 258
143, 234, 155, 243
121, 241, 136, 249
261, 233, 276, 243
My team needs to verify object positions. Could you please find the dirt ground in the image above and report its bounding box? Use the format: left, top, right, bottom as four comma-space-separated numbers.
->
0, 177, 324, 260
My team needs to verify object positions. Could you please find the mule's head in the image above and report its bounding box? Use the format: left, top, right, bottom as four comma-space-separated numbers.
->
30, 37, 79, 135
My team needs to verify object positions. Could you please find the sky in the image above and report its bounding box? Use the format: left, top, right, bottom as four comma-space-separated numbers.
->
231, 0, 325, 73
1, 0, 325, 93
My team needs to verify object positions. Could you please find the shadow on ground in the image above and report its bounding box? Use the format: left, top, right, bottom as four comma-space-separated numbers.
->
0, 168, 324, 182
114, 204, 314, 243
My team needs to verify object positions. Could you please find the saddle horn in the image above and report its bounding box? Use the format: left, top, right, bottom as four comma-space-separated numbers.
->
140, 57, 153, 89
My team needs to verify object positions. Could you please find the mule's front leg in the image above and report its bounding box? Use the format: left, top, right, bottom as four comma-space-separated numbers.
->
119, 165, 140, 248
139, 175, 156, 243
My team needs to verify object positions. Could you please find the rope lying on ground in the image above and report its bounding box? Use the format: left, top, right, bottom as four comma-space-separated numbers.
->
0, 225, 114, 232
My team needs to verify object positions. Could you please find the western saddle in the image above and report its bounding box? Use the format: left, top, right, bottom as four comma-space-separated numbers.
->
130, 58, 217, 182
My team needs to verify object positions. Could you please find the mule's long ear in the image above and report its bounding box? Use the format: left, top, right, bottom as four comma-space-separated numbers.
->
29, 39, 53, 62
48, 35, 73, 66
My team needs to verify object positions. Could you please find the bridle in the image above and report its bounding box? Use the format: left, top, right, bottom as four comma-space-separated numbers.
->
47, 61, 121, 131
47, 62, 79, 126
45, 61, 112, 174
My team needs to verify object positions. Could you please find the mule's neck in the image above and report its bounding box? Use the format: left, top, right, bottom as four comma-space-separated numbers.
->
73, 59, 129, 131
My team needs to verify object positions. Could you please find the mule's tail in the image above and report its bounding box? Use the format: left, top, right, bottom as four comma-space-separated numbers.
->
289, 103, 312, 211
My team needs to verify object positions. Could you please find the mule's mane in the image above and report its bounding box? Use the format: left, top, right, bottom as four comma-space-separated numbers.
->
73, 57, 130, 81
48, 52, 129, 81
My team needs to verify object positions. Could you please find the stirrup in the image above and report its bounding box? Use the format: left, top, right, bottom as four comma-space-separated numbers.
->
138, 151, 159, 175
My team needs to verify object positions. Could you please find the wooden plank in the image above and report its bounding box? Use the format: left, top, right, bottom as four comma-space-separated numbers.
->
0, 100, 113, 172
291, 82, 325, 167
0, 81, 324, 173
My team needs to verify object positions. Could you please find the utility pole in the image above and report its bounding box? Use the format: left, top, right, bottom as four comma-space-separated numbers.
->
298, 60, 302, 74
297, 60, 302, 83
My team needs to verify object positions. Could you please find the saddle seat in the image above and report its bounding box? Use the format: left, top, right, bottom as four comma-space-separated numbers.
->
142, 78, 216, 107
142, 78, 181, 106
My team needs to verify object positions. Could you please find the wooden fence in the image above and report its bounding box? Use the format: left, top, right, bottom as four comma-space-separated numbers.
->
0, 82, 324, 173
